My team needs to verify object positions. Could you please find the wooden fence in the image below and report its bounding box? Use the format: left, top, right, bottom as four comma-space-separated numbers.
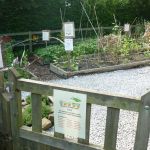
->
0, 27, 113, 52
0, 25, 140, 52
0, 68, 150, 150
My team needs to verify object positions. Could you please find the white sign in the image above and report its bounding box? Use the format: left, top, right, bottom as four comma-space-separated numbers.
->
54, 89, 87, 139
0, 44, 4, 68
64, 38, 73, 51
63, 22, 75, 38
124, 24, 130, 32
42, 30, 50, 41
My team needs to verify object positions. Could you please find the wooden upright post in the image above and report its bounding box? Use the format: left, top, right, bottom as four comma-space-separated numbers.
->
0, 71, 4, 130
104, 107, 120, 150
31, 93, 42, 132
8, 68, 22, 150
78, 103, 91, 144
134, 92, 150, 150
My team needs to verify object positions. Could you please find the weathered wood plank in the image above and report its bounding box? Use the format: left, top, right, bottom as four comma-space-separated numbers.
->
0, 72, 13, 150
20, 139, 59, 150
8, 68, 22, 150
134, 92, 150, 150
0, 94, 3, 131
0, 72, 4, 131
104, 107, 120, 150
1, 93, 12, 134
31, 93, 42, 132
17, 79, 53, 95
17, 79, 140, 111
50, 63, 67, 78
53, 133, 64, 150
72, 60, 150, 75
54, 132, 64, 139
78, 103, 91, 144
50, 59, 150, 78
19, 126, 103, 150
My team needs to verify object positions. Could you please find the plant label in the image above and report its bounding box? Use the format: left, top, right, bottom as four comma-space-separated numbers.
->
64, 38, 73, 51
42, 30, 50, 41
0, 44, 4, 69
124, 24, 130, 32
54, 89, 87, 139
63, 22, 75, 38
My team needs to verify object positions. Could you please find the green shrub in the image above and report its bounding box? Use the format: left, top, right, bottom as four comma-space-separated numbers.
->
23, 105, 32, 126
36, 45, 65, 63
35, 38, 98, 63
26, 95, 31, 104
41, 102, 52, 118
73, 38, 97, 57
119, 36, 142, 57
23, 95, 53, 126
3, 43, 14, 67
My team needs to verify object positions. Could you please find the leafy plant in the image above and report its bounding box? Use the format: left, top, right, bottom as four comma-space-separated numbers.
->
112, 14, 122, 35
119, 36, 141, 57
3, 43, 15, 67
41, 102, 52, 118
20, 50, 29, 68
36, 45, 65, 63
73, 38, 97, 57
23, 95, 53, 126
26, 95, 31, 104
23, 105, 32, 126
144, 51, 150, 58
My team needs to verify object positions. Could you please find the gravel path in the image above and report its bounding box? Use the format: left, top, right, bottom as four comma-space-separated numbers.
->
48, 66, 150, 150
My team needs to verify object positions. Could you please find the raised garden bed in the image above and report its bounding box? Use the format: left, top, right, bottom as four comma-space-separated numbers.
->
50, 52, 150, 78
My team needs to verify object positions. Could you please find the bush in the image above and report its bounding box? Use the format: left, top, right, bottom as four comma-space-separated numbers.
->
36, 45, 65, 63
119, 36, 142, 57
3, 43, 14, 67
23, 105, 32, 126
23, 95, 53, 126
35, 38, 98, 63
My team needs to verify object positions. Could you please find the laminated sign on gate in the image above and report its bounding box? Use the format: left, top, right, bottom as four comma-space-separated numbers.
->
0, 43, 4, 69
54, 89, 87, 139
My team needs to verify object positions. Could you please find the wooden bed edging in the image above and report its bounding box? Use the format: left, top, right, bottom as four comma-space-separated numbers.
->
50, 59, 150, 78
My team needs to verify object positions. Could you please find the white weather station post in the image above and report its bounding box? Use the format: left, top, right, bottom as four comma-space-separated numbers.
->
63, 22, 75, 70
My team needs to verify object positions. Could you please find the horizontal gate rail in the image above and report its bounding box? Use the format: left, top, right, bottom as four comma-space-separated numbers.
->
17, 78, 140, 112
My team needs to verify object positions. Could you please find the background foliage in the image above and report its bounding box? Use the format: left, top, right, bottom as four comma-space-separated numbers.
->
0, 0, 150, 33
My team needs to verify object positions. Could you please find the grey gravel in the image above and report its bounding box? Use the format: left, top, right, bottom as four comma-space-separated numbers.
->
48, 66, 150, 150
49, 66, 150, 98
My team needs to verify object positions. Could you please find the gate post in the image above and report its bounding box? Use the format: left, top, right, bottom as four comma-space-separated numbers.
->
134, 92, 150, 150
8, 68, 22, 150
0, 71, 4, 131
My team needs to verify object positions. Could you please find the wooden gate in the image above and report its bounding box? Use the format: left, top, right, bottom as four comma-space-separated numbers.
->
0, 68, 150, 150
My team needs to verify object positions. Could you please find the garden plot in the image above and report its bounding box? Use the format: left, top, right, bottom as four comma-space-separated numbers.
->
48, 66, 150, 150
35, 30, 150, 78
